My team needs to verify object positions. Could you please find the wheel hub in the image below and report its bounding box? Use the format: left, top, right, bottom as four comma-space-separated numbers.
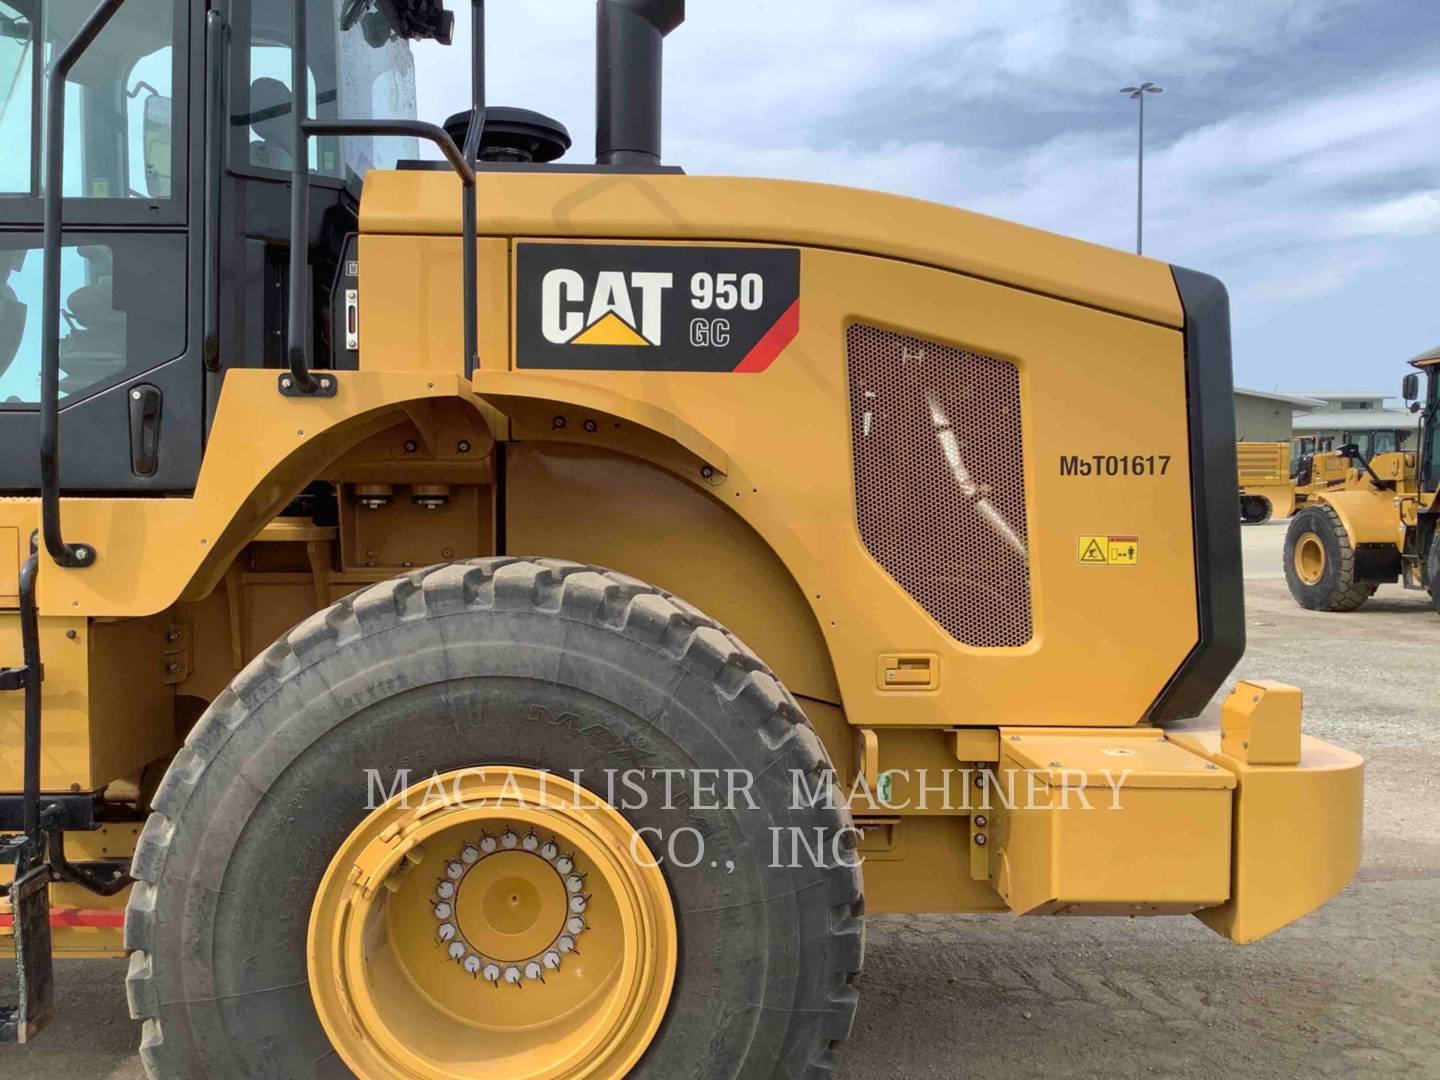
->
308, 767, 676, 1079
1296, 532, 1326, 585
438, 836, 589, 979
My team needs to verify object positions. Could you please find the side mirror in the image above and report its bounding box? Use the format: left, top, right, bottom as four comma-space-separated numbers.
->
143, 95, 173, 199
1402, 372, 1420, 402
1337, 442, 1362, 460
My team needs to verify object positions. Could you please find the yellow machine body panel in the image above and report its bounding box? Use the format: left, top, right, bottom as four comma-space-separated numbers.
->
1172, 727, 1363, 944
360, 172, 1184, 328
1293, 448, 1352, 509
358, 173, 1199, 729
1236, 440, 1295, 518
1, 172, 1200, 730
987, 727, 1236, 917
1316, 449, 1419, 550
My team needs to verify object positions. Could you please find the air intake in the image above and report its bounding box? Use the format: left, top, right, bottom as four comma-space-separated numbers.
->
847, 324, 1033, 648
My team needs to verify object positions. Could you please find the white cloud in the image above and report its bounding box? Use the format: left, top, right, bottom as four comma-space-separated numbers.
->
407, 0, 1440, 384
1336, 191, 1440, 237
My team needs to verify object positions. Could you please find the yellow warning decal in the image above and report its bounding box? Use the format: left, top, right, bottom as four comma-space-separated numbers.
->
1077, 535, 1140, 566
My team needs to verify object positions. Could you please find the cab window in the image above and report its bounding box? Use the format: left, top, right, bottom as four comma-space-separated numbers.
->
240, 0, 419, 182
0, 0, 178, 202
0, 2, 37, 195
0, 233, 186, 405
1424, 371, 1440, 491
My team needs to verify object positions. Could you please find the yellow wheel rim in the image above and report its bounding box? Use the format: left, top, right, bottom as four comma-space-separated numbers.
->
308, 768, 677, 1080
1295, 532, 1326, 585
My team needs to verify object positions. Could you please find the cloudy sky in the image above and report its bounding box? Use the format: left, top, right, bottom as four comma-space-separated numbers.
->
409, 0, 1440, 396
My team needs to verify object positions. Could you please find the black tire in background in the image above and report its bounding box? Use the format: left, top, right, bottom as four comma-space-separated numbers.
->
1240, 495, 1273, 525
1426, 532, 1440, 615
1283, 505, 1376, 612
124, 558, 864, 1079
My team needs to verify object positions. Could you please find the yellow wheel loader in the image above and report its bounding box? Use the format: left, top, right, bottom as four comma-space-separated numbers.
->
2, 1, 1364, 1075
1284, 351, 1440, 613
1290, 444, 1355, 513
1236, 440, 1294, 524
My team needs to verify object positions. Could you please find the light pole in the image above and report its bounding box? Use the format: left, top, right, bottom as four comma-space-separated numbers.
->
1120, 82, 1162, 255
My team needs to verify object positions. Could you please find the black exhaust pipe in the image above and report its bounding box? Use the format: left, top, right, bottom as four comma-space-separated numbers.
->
596, 0, 684, 166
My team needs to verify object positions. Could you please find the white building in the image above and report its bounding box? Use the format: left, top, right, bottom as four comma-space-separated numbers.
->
1288, 390, 1420, 459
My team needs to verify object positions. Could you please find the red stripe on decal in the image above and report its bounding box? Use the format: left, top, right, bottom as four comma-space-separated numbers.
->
733, 300, 800, 373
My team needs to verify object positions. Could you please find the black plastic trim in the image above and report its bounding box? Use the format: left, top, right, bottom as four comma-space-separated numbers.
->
1148, 266, 1246, 721
202, 10, 225, 371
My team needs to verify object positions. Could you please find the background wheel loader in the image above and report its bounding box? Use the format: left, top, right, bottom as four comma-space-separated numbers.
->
1236, 440, 1294, 524
1, 1, 1364, 1075
1283, 350, 1440, 614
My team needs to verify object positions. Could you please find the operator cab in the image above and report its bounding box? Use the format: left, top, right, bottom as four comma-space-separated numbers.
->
1403, 348, 1440, 496
0, 0, 453, 492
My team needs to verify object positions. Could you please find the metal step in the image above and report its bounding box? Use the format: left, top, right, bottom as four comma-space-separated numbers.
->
0, 865, 54, 1043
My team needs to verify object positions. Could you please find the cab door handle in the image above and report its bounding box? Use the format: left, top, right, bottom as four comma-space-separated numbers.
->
128, 383, 163, 477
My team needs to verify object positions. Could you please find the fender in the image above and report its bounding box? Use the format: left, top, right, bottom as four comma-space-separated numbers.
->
473, 371, 841, 704
28, 371, 481, 618
471, 370, 729, 481
1315, 488, 1403, 550
1315, 488, 1404, 584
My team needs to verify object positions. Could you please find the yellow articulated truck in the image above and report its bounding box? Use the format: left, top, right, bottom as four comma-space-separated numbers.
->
2, 2, 1364, 1076
1236, 440, 1294, 523
1284, 351, 1440, 613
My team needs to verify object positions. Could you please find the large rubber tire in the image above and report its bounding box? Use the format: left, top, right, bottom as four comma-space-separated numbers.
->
124, 558, 864, 1079
1283, 505, 1377, 612
1427, 535, 1440, 615
1240, 495, 1273, 525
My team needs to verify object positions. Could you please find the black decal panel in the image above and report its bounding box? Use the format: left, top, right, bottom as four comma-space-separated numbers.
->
516, 244, 801, 372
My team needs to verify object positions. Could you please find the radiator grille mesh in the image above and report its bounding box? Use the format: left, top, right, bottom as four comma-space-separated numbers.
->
847, 324, 1032, 647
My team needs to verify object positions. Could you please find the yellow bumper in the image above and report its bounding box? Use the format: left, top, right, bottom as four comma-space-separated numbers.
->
1170, 721, 1363, 944
984, 681, 1362, 942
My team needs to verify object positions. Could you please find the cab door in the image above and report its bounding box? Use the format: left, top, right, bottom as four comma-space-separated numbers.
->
0, 0, 203, 492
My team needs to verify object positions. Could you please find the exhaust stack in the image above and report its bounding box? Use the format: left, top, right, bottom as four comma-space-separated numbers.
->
596, 0, 684, 166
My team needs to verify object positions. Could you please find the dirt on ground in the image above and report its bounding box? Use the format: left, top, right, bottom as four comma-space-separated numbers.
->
3, 522, 1437, 1078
